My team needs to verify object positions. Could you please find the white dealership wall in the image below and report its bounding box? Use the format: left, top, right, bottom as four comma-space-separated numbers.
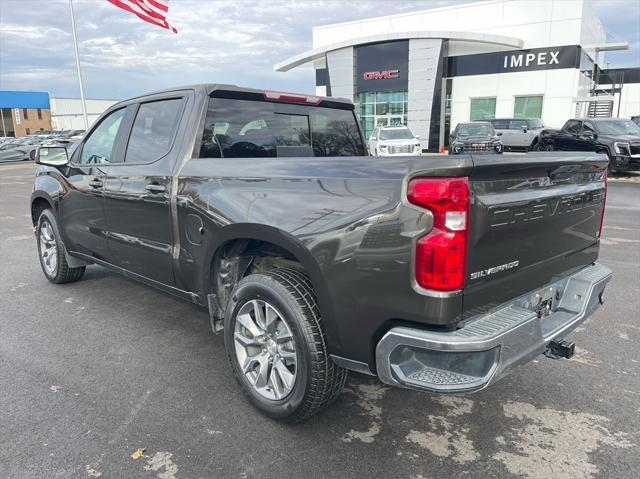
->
617, 83, 640, 118
50, 97, 118, 130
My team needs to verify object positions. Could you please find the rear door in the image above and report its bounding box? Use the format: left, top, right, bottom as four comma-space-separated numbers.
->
463, 153, 607, 314
102, 93, 190, 285
490, 119, 510, 146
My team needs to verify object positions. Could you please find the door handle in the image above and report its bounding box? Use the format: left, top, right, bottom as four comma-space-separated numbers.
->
145, 183, 166, 194
89, 178, 103, 189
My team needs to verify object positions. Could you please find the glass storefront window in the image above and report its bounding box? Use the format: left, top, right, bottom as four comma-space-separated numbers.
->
514, 96, 543, 119
470, 98, 496, 121
356, 91, 408, 139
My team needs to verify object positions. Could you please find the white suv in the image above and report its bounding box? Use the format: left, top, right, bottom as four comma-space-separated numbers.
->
368, 126, 421, 156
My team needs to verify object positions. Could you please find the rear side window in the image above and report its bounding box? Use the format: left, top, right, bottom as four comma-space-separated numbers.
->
199, 97, 365, 158
125, 98, 183, 163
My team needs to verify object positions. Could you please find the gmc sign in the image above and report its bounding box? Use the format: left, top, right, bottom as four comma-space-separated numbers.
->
363, 69, 400, 80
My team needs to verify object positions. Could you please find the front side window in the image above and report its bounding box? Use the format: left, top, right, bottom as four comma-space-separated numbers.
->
514, 96, 543, 119
582, 122, 595, 134
491, 119, 509, 129
199, 97, 365, 158
470, 98, 496, 121
79, 108, 125, 165
509, 119, 528, 130
125, 98, 183, 163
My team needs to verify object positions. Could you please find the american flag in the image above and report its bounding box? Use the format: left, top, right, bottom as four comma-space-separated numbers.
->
107, 0, 178, 34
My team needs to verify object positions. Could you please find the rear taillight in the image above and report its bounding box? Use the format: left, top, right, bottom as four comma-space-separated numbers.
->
598, 169, 608, 239
408, 177, 469, 292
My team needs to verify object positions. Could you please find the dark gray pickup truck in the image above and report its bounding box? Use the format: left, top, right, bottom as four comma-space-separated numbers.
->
32, 84, 611, 422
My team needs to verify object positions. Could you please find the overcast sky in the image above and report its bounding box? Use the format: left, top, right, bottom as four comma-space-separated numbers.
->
1, 0, 639, 100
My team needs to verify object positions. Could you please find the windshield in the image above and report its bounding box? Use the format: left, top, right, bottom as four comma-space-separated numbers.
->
457, 124, 495, 137
596, 120, 640, 135
379, 128, 414, 140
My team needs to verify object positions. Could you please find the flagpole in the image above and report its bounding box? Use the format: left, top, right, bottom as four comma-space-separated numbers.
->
69, 0, 89, 130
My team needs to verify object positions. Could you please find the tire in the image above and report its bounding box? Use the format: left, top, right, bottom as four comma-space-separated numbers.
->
542, 142, 554, 152
36, 209, 85, 284
601, 151, 616, 175
224, 268, 347, 422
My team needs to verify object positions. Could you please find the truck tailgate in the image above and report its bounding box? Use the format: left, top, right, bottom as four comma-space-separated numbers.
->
463, 153, 607, 316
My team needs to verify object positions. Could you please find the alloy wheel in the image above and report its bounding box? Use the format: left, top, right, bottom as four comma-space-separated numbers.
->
233, 299, 297, 400
39, 220, 58, 276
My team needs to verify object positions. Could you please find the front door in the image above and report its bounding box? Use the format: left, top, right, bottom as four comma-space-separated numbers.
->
58, 107, 128, 260
508, 119, 530, 147
102, 95, 187, 286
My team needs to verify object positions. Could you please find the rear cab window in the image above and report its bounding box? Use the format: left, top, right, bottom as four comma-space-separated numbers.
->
199, 93, 365, 158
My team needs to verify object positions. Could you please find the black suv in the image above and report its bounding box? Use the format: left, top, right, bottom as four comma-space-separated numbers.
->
449, 122, 503, 154
538, 118, 640, 172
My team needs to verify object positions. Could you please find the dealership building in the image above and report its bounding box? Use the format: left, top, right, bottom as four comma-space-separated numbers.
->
275, 0, 640, 151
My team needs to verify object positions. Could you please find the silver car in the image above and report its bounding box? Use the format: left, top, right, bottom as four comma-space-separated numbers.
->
487, 118, 544, 151
368, 126, 422, 156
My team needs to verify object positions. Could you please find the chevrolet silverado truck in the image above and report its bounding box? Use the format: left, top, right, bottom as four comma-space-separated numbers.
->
538, 118, 640, 173
32, 84, 611, 422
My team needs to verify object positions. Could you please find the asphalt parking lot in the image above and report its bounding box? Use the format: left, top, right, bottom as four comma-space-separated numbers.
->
1, 161, 639, 479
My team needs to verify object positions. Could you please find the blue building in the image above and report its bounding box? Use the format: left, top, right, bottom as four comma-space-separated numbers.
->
0, 91, 51, 137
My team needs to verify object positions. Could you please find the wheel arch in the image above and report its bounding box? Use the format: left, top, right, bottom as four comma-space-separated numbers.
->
30, 193, 54, 227
203, 224, 338, 347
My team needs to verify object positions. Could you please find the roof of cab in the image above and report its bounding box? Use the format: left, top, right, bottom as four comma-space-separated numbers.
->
113, 83, 353, 106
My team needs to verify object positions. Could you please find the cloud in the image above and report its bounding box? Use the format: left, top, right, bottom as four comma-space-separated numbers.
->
0, 0, 638, 99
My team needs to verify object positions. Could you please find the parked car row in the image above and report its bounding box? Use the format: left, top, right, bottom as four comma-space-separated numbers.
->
538, 118, 640, 173
370, 115, 640, 174
0, 131, 84, 163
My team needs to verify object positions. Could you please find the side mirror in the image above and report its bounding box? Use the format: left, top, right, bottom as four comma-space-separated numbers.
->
497, 132, 503, 136
36, 146, 68, 166
521, 126, 528, 132
415, 135, 421, 139
371, 136, 377, 141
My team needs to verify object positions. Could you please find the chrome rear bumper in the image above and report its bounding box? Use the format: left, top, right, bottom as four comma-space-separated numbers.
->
376, 263, 612, 393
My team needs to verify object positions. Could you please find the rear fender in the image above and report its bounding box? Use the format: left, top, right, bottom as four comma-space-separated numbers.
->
203, 224, 339, 351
